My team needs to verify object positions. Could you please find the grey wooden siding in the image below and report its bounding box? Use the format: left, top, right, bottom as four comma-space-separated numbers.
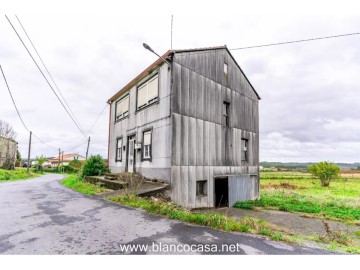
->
171, 48, 260, 208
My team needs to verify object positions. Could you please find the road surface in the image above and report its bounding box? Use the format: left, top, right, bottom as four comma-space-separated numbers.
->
0, 174, 333, 254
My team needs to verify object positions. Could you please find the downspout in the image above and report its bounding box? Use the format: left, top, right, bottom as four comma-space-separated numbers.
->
107, 102, 112, 167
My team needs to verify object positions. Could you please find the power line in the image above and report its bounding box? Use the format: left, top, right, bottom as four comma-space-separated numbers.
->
86, 104, 108, 135
5, 15, 87, 138
15, 15, 84, 133
229, 32, 360, 50
0, 65, 29, 132
1, 64, 58, 150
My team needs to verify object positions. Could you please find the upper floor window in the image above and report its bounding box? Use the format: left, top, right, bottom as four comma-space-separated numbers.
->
142, 130, 152, 160
224, 63, 228, 76
241, 138, 248, 162
223, 102, 230, 127
115, 95, 129, 121
137, 74, 159, 110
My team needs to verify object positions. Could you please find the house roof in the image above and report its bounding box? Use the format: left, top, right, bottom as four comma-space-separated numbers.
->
107, 45, 260, 103
48, 153, 85, 163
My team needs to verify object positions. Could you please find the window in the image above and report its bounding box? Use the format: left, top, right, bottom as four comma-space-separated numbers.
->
137, 75, 159, 110
115, 95, 129, 121
142, 130, 152, 160
224, 63, 228, 76
196, 180, 207, 196
241, 138, 248, 162
116, 138, 122, 161
223, 102, 230, 126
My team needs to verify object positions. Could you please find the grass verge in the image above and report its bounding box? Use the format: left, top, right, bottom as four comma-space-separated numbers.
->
234, 192, 360, 223
0, 168, 42, 182
61, 174, 109, 195
108, 194, 290, 241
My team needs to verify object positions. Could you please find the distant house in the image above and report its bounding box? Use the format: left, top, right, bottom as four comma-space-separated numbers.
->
107, 46, 260, 208
48, 153, 85, 167
0, 136, 17, 169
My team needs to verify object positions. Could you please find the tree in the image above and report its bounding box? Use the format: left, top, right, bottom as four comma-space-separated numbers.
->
308, 161, 340, 187
0, 120, 16, 139
36, 155, 47, 171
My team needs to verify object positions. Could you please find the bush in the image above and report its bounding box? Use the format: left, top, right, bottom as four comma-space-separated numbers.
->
80, 155, 108, 178
308, 161, 340, 187
69, 159, 82, 170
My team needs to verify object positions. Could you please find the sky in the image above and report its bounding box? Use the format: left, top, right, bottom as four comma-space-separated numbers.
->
1, 0, 360, 163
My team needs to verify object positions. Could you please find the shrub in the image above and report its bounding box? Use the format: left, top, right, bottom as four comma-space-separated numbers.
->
69, 159, 82, 170
80, 155, 108, 178
308, 161, 340, 187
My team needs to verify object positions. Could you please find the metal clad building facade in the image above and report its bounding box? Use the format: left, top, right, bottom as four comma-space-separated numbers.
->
108, 46, 260, 208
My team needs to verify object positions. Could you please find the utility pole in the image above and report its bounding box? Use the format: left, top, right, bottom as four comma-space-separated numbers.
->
61, 151, 64, 172
86, 136, 90, 159
27, 131, 32, 173
58, 148, 60, 172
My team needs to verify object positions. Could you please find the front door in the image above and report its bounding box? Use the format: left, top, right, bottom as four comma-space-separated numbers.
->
127, 136, 136, 172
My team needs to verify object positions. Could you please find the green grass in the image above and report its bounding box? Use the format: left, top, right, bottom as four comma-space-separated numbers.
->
61, 174, 109, 195
109, 194, 288, 241
0, 167, 42, 182
234, 172, 360, 223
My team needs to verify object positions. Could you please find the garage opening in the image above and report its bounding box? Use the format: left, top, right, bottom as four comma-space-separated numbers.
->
214, 177, 228, 207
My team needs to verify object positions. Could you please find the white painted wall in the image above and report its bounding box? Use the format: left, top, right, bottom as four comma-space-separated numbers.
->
109, 63, 172, 182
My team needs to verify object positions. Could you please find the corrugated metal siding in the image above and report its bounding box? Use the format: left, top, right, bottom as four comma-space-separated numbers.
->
228, 174, 259, 206
171, 48, 260, 208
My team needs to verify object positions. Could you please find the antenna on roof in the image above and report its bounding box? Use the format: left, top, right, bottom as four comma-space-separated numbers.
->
171, 15, 173, 49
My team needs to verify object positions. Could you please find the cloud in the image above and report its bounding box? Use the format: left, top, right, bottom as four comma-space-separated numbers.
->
0, 12, 359, 163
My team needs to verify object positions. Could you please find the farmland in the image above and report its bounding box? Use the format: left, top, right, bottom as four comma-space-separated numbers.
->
235, 171, 360, 223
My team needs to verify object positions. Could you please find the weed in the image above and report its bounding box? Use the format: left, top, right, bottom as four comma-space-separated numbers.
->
318, 220, 352, 246
61, 174, 109, 195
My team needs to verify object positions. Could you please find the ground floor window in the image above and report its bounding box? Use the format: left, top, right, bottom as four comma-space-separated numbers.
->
142, 130, 152, 160
116, 137, 122, 161
196, 180, 207, 196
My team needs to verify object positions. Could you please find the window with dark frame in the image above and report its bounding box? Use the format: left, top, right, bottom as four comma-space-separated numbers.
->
137, 74, 159, 110
115, 94, 129, 121
116, 138, 122, 161
196, 180, 207, 196
241, 138, 248, 162
223, 102, 230, 127
142, 130, 152, 160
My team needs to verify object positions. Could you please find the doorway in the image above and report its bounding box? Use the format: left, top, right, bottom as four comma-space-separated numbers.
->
126, 135, 136, 172
214, 177, 229, 207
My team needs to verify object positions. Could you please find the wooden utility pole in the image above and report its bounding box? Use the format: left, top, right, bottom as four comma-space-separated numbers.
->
27, 131, 32, 173
61, 151, 64, 172
86, 136, 90, 159
58, 148, 60, 172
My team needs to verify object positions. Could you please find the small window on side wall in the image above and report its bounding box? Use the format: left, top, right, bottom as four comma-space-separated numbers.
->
241, 138, 248, 162
223, 102, 230, 127
116, 138, 122, 161
142, 130, 152, 160
196, 180, 207, 196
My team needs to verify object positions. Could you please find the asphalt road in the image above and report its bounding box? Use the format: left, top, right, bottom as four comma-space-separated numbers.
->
0, 174, 333, 255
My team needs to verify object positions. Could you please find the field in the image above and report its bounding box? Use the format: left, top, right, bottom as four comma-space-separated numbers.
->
0, 167, 42, 182
235, 171, 360, 223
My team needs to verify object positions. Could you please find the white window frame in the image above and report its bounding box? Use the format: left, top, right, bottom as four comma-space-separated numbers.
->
115, 94, 129, 121
116, 138, 123, 161
137, 74, 159, 110
142, 130, 152, 160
